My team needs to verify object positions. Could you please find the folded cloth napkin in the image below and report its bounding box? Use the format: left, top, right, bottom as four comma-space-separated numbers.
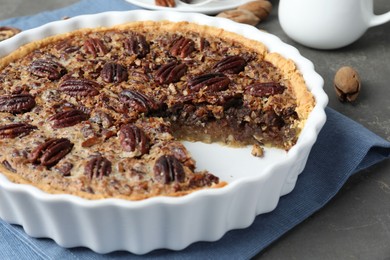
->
1, 1, 390, 259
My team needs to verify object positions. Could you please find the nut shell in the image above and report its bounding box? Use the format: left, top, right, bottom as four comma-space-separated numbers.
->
237, 0, 272, 20
334, 66, 361, 102
217, 9, 260, 26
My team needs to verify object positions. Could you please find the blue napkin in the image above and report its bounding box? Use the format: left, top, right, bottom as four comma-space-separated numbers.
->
1, 1, 390, 259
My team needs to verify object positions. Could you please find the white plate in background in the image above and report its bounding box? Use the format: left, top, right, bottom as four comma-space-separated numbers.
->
126, 0, 255, 14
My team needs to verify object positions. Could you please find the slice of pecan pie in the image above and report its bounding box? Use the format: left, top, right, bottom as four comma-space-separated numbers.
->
0, 21, 314, 200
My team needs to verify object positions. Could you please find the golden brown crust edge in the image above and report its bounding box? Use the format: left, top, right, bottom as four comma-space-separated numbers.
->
1, 21, 268, 68
265, 53, 315, 129
0, 164, 227, 201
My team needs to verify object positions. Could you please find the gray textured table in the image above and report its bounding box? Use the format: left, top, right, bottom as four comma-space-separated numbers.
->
1, 0, 389, 259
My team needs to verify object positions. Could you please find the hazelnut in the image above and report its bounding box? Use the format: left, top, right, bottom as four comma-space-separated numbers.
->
237, 0, 272, 21
334, 66, 361, 102
216, 9, 260, 26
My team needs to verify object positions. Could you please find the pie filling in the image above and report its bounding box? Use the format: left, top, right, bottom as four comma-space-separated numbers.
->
0, 21, 314, 200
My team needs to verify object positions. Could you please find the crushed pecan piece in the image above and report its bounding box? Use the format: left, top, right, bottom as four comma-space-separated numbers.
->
81, 136, 102, 148
262, 110, 284, 128
189, 173, 219, 188
54, 162, 73, 177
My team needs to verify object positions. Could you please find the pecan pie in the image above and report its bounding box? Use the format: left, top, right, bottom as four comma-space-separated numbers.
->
0, 21, 314, 200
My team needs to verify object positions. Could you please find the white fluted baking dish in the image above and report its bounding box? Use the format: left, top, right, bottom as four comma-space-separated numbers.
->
0, 10, 328, 254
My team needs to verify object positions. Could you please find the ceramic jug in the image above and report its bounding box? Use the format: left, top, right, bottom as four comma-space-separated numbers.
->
278, 0, 390, 49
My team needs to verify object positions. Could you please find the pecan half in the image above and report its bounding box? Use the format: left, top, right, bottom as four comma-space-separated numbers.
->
188, 73, 230, 92
29, 59, 67, 80
124, 34, 150, 58
0, 123, 37, 138
213, 56, 247, 74
48, 109, 89, 129
119, 90, 159, 113
119, 124, 150, 155
0, 26, 21, 42
2, 160, 16, 173
245, 82, 285, 97
154, 155, 185, 184
84, 37, 108, 57
0, 94, 36, 114
90, 110, 114, 129
84, 156, 112, 179
154, 62, 187, 84
170, 36, 195, 58
59, 78, 100, 97
155, 0, 175, 7
101, 62, 128, 83
29, 138, 73, 167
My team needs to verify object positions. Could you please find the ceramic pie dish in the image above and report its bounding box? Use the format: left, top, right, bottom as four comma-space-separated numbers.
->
0, 10, 327, 254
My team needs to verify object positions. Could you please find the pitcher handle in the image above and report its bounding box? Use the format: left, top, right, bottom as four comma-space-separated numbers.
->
370, 11, 390, 27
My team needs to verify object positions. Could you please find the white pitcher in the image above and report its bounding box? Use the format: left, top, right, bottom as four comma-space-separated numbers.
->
278, 0, 390, 49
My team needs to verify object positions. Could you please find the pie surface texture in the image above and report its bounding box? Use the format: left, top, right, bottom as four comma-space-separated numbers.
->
0, 21, 314, 200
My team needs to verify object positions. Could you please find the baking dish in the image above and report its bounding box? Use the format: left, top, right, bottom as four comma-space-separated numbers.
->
0, 10, 327, 254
